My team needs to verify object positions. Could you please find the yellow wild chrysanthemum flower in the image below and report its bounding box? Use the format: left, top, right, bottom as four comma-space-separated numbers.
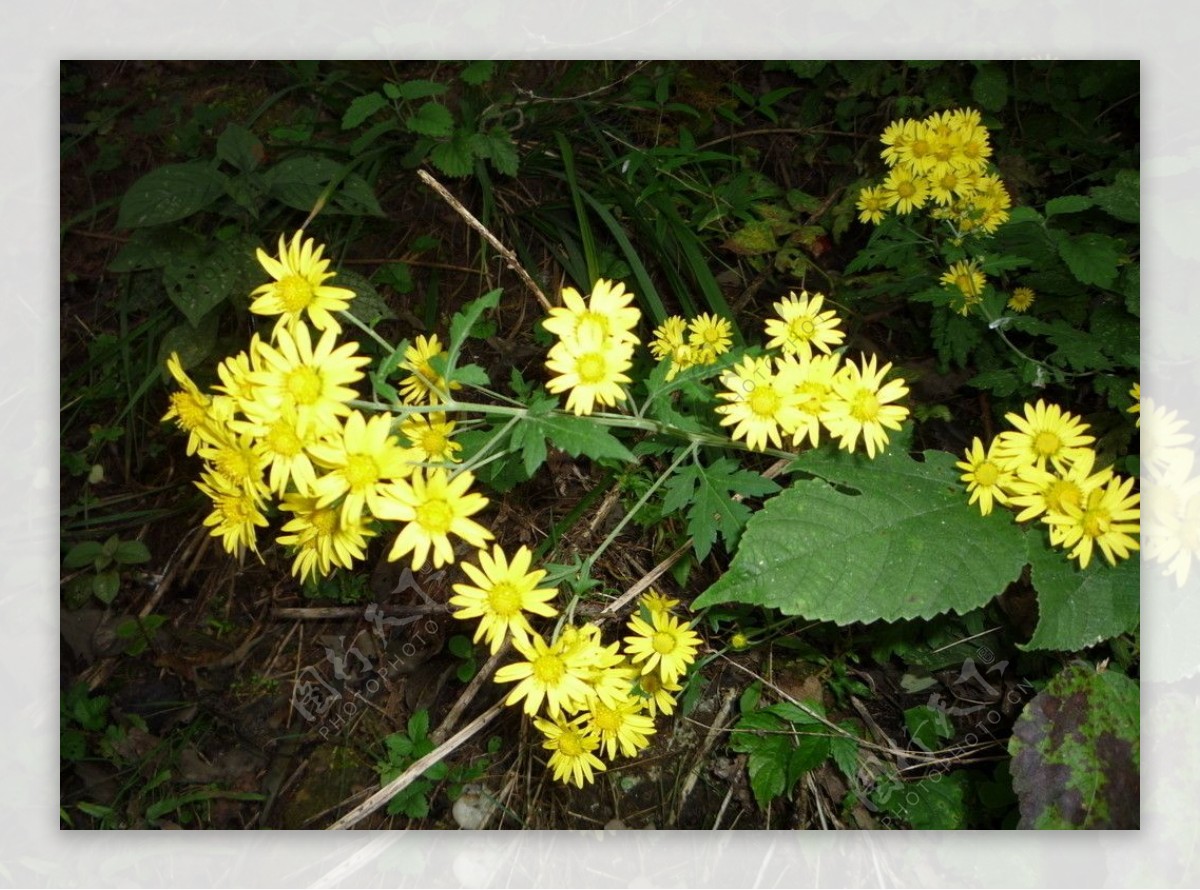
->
993, 400, 1096, 474
821, 354, 910, 459
247, 322, 369, 438
398, 334, 458, 406
196, 468, 269, 558
307, 410, 419, 524
649, 315, 688, 361
623, 609, 702, 685
196, 424, 269, 497
249, 230, 356, 338
400, 412, 462, 465
856, 185, 888, 225
231, 402, 322, 497
763, 290, 845, 361
544, 329, 635, 416
449, 544, 559, 655
542, 278, 641, 347
277, 492, 375, 583
1128, 382, 1140, 427
533, 714, 607, 788
494, 630, 595, 718
162, 352, 214, 456
583, 693, 656, 760
776, 352, 841, 449
375, 467, 493, 571
633, 671, 682, 718
881, 165, 930, 215
687, 313, 734, 362
1044, 475, 1141, 569
715, 355, 803, 452
956, 436, 1017, 516
1008, 287, 1036, 313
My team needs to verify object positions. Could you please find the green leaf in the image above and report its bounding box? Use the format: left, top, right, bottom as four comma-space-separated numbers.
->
429, 129, 476, 177
1009, 664, 1139, 828
262, 155, 343, 211
158, 311, 220, 371
407, 709, 430, 742
516, 401, 636, 472
448, 288, 502, 361
1023, 534, 1139, 651
967, 368, 1021, 398
746, 736, 791, 808
483, 125, 519, 176
904, 704, 954, 750
163, 237, 257, 327
342, 91, 390, 130
64, 541, 105, 569
877, 772, 969, 829
661, 457, 780, 562
978, 254, 1031, 275
1054, 231, 1124, 289
693, 448, 1028, 624
1044, 195, 1095, 217
406, 102, 455, 138
448, 635, 474, 659
113, 540, 151, 565
333, 269, 394, 326
971, 64, 1009, 111
724, 220, 778, 256
460, 61, 495, 85
116, 162, 226, 228
332, 174, 386, 217
1089, 169, 1139, 223
92, 569, 120, 605
395, 79, 449, 101
216, 123, 263, 173
829, 723, 860, 782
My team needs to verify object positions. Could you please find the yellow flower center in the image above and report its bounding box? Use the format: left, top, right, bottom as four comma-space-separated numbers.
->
641, 673, 662, 693
486, 581, 522, 617
416, 497, 453, 534
344, 454, 379, 490
591, 703, 621, 733
849, 389, 882, 423
1034, 431, 1062, 457
797, 381, 829, 413
277, 275, 315, 313
975, 461, 1001, 487
1044, 479, 1082, 515
748, 386, 781, 418
219, 492, 255, 525
1081, 506, 1109, 539
897, 180, 916, 199
652, 631, 677, 655
532, 653, 566, 685
576, 352, 608, 385
310, 507, 338, 536
910, 139, 930, 159
286, 367, 323, 405
420, 429, 448, 457
213, 447, 253, 481
956, 274, 975, 295
171, 391, 209, 431
788, 317, 817, 341
265, 419, 302, 457
557, 729, 584, 757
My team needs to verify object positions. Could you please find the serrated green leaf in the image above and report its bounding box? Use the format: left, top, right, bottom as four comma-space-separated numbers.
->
1023, 534, 1139, 651
116, 162, 226, 228
406, 101, 454, 138
747, 739, 791, 808
484, 126, 519, 176
429, 129, 476, 177
904, 704, 954, 750
93, 570, 120, 604
1054, 231, 1124, 289
448, 288, 502, 359
1044, 195, 1095, 217
693, 448, 1028, 624
661, 457, 780, 561
333, 269, 394, 326
1089, 169, 1139, 223
877, 772, 969, 829
395, 79, 449, 101
978, 254, 1031, 274
163, 237, 257, 327
216, 123, 263, 173
830, 723, 860, 782
342, 91, 390, 130
538, 414, 636, 465
332, 173, 385, 217
967, 368, 1021, 397
971, 64, 1009, 111
460, 60, 495, 85
407, 709, 430, 741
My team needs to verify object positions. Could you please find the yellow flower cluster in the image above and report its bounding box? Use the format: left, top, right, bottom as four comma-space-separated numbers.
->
857, 107, 1012, 236
543, 279, 640, 415
472, 591, 699, 788
714, 291, 911, 457
650, 312, 734, 380
162, 231, 492, 580
956, 399, 1140, 569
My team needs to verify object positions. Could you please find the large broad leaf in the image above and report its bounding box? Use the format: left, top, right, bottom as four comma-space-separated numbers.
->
116, 162, 226, 228
1008, 664, 1139, 829
1023, 533, 1139, 651
692, 447, 1028, 624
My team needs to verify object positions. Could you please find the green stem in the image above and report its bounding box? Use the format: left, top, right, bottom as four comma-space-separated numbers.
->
340, 309, 396, 355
